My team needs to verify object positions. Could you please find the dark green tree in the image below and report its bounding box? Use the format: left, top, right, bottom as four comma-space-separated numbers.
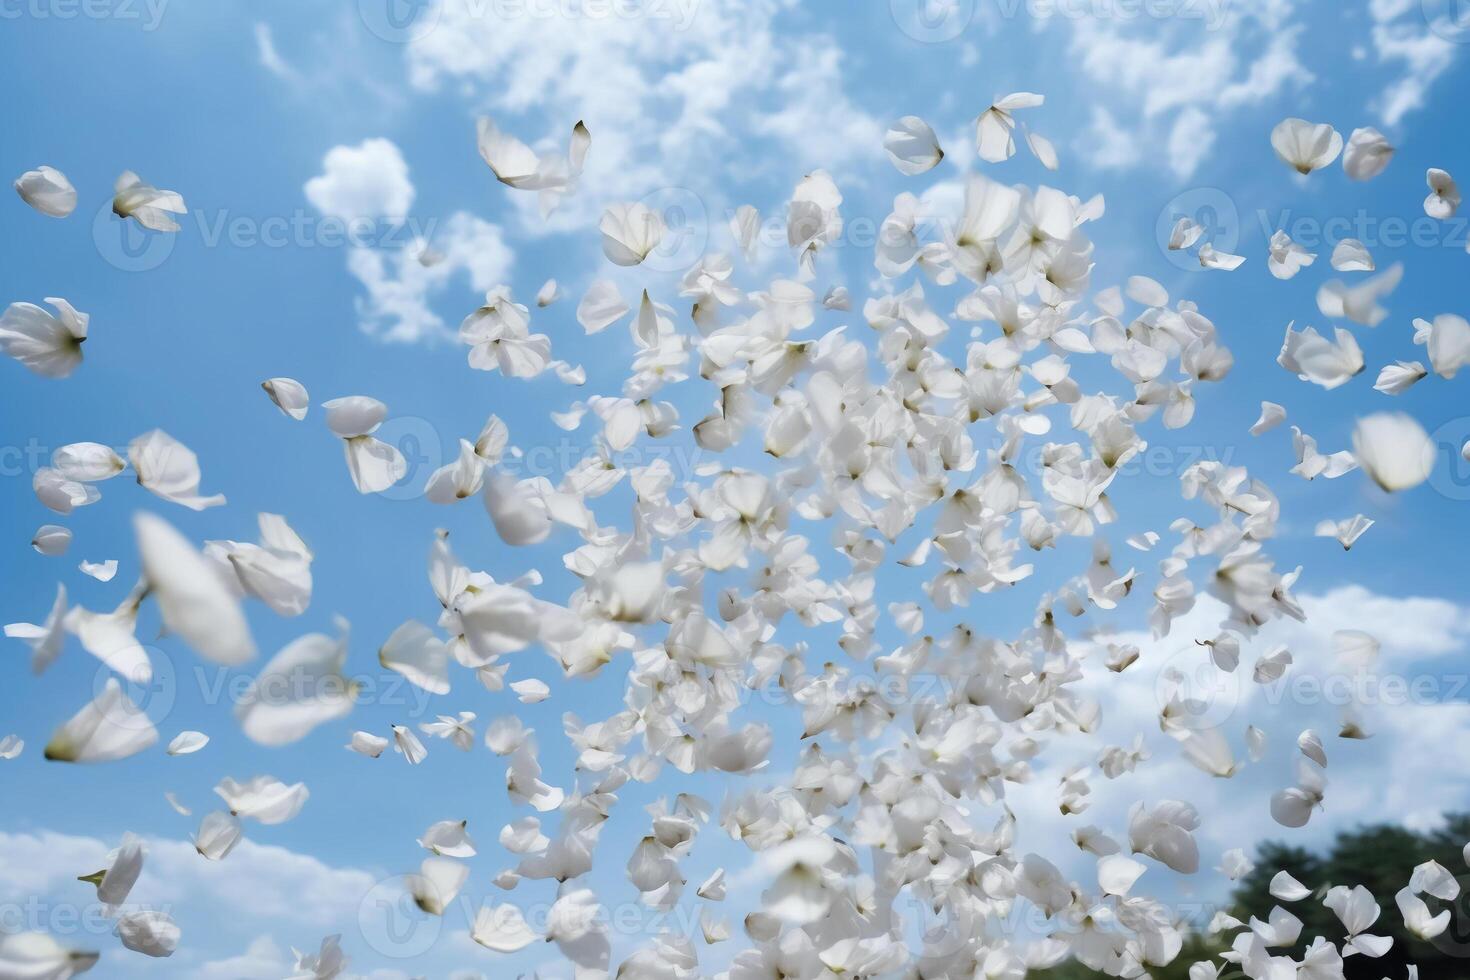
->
1027, 815, 1470, 978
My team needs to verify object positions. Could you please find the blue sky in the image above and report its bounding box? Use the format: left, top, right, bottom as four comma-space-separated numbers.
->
3, 0, 1470, 976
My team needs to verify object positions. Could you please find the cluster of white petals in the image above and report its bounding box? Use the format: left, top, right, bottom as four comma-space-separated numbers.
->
2, 93, 1464, 980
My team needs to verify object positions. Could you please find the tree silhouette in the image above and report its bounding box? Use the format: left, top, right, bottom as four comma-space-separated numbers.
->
1028, 814, 1470, 978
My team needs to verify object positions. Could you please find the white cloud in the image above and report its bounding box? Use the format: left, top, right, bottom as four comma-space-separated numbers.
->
1366, 702, 1470, 831
346, 211, 515, 343
253, 22, 297, 82
305, 138, 417, 226
0, 829, 398, 977
1295, 585, 1470, 659
1071, 28, 1237, 120
1216, 27, 1311, 109
1369, 0, 1459, 125
0, 829, 110, 895
401, 0, 880, 233
1064, 6, 1312, 179
0, 829, 495, 977
1059, 0, 1459, 167
197, 935, 420, 980
302, 138, 513, 342
747, 41, 884, 173
1002, 585, 1470, 909
1079, 107, 1143, 172
196, 935, 293, 980
1166, 106, 1216, 179
147, 840, 379, 926
0, 830, 379, 929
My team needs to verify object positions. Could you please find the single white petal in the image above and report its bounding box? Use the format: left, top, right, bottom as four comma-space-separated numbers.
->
599, 203, 665, 266
1250, 402, 1286, 436
348, 731, 389, 758
8, 583, 68, 674
484, 471, 552, 546
1198, 244, 1246, 271
511, 678, 550, 704
1168, 217, 1204, 250
44, 679, 158, 763
237, 628, 353, 746
214, 775, 309, 824
1270, 870, 1312, 901
1270, 118, 1343, 174
1098, 854, 1147, 896
112, 170, 186, 231
573, 277, 626, 334
1352, 412, 1435, 492
407, 856, 468, 916
1425, 168, 1460, 219
1330, 238, 1374, 272
418, 819, 477, 857
883, 116, 944, 175
135, 511, 254, 665
261, 377, 310, 420
0, 932, 99, 976
129, 430, 226, 510
193, 811, 243, 860
342, 435, 407, 494
52, 443, 126, 482
322, 395, 386, 438
393, 724, 428, 765
1342, 127, 1393, 180
14, 166, 77, 217
379, 620, 450, 695
472, 903, 539, 952
0, 298, 88, 378
32, 524, 72, 556
166, 731, 209, 756
78, 559, 117, 582
114, 911, 179, 958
